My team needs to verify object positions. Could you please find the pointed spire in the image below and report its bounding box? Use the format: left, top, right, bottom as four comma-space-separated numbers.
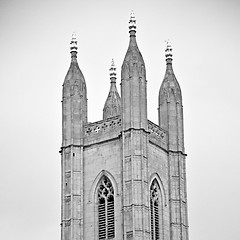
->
63, 33, 87, 106
109, 59, 117, 82
103, 60, 121, 119
64, 33, 86, 86
124, 11, 142, 58
62, 33, 88, 146
121, 12, 147, 130
159, 43, 184, 151
165, 40, 173, 64
129, 10, 136, 36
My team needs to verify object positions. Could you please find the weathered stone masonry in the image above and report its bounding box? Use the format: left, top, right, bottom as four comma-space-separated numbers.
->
60, 13, 189, 240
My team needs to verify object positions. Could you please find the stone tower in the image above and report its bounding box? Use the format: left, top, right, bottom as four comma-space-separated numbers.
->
60, 13, 189, 240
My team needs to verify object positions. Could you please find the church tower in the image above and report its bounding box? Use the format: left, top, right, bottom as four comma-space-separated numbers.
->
60, 13, 189, 240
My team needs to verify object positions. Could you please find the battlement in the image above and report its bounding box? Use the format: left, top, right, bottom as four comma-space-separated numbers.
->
84, 116, 168, 149
85, 116, 122, 136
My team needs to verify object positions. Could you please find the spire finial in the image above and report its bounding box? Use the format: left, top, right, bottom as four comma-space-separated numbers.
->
129, 11, 136, 35
165, 40, 173, 63
70, 32, 78, 55
109, 59, 117, 82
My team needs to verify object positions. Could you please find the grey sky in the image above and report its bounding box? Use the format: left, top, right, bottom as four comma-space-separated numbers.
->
0, 0, 239, 239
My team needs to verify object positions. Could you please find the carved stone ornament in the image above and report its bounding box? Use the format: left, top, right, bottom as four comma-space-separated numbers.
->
98, 176, 114, 203
150, 179, 160, 204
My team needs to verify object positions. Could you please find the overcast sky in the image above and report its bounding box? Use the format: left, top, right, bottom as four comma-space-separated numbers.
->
0, 0, 240, 239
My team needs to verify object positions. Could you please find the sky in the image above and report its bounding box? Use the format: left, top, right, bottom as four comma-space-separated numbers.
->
0, 0, 240, 239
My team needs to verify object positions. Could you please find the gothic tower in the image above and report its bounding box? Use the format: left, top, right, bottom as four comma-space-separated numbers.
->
60, 13, 189, 240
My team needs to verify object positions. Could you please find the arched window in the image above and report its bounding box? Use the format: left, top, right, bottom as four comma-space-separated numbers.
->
98, 176, 115, 239
150, 179, 161, 240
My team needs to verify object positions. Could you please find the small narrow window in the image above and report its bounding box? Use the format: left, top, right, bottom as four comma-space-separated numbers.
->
98, 176, 115, 239
73, 153, 75, 157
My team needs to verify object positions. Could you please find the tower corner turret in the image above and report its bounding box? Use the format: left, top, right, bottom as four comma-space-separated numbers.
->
158, 41, 184, 152
62, 33, 88, 147
121, 11, 147, 130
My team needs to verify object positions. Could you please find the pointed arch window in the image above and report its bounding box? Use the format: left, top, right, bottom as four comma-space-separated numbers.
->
150, 179, 161, 240
98, 176, 115, 239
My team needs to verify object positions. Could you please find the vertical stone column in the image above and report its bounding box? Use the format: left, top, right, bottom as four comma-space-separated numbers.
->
158, 43, 189, 240
121, 12, 150, 239
61, 145, 82, 240
168, 152, 188, 240
122, 129, 150, 240
61, 34, 87, 240
61, 87, 85, 240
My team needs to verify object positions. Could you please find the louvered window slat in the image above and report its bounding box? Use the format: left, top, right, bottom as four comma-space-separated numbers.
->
150, 179, 161, 240
107, 200, 114, 238
151, 200, 154, 239
98, 201, 106, 239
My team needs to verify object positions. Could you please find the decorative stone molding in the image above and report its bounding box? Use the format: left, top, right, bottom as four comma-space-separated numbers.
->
65, 220, 71, 227
127, 231, 133, 238
65, 172, 71, 178
85, 116, 122, 136
65, 195, 71, 203
148, 120, 167, 139
148, 120, 168, 149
